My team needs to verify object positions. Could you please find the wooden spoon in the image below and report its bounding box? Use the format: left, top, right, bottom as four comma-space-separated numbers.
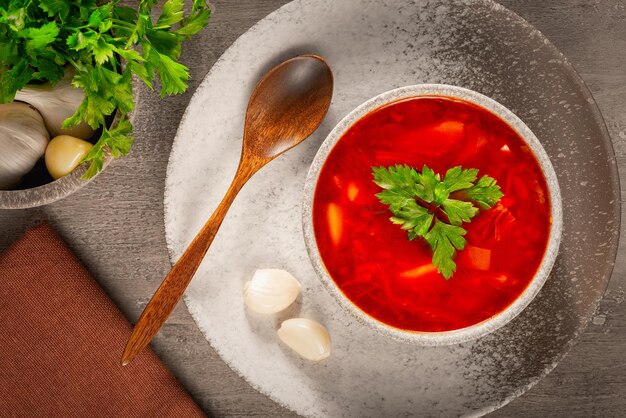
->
122, 55, 333, 366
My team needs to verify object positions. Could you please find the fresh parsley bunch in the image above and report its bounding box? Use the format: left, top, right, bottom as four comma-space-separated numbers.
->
373, 164, 503, 279
0, 0, 210, 177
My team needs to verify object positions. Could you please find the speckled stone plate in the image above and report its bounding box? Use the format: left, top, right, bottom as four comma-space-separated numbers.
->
163, 0, 620, 416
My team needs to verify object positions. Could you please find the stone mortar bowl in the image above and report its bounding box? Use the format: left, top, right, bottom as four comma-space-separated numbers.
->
0, 75, 138, 210
0, 116, 120, 210
303, 84, 563, 345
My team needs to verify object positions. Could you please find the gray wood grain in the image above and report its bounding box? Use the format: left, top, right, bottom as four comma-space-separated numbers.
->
0, 1, 624, 416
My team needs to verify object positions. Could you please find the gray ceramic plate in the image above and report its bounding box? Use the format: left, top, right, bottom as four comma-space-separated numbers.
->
164, 0, 620, 416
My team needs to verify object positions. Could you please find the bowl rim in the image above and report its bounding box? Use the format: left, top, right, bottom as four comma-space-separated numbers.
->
302, 84, 563, 346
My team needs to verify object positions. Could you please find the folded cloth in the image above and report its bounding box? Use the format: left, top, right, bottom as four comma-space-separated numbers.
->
0, 222, 205, 417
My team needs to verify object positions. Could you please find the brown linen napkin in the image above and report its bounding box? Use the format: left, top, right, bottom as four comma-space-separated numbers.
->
0, 222, 205, 417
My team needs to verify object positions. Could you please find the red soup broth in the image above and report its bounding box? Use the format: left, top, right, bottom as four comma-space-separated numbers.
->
312, 96, 551, 332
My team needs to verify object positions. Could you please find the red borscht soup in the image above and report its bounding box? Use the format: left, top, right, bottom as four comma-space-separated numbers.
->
312, 96, 551, 332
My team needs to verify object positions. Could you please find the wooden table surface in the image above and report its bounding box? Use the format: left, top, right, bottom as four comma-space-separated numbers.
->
1, 1, 625, 416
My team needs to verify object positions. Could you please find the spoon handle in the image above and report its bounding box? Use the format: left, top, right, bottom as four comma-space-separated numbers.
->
121, 160, 261, 366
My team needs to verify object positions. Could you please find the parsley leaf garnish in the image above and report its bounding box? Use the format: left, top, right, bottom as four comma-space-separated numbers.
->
0, 0, 211, 178
441, 199, 477, 226
373, 164, 503, 279
81, 117, 134, 178
464, 175, 504, 209
425, 220, 467, 278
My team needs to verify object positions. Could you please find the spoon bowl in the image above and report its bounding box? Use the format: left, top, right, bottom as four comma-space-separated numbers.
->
243, 55, 333, 160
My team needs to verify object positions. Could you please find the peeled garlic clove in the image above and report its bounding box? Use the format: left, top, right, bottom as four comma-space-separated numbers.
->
244, 269, 301, 314
277, 318, 331, 361
15, 69, 95, 140
0, 102, 50, 190
45, 135, 93, 179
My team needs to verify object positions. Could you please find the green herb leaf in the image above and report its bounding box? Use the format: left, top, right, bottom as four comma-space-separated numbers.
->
442, 166, 478, 193
92, 36, 115, 64
0, 61, 33, 102
20, 21, 60, 56
113, 6, 138, 23
373, 164, 415, 189
176, 1, 211, 36
81, 118, 134, 178
38, 0, 71, 21
2, 7, 26, 31
425, 220, 467, 279
156, 0, 185, 27
372, 164, 503, 279
143, 41, 189, 97
67, 30, 97, 50
146, 29, 182, 60
441, 199, 478, 226
465, 175, 504, 209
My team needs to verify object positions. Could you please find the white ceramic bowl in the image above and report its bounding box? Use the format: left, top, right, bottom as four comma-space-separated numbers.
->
303, 84, 563, 345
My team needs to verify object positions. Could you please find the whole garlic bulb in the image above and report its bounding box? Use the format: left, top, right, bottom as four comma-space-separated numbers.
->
15, 69, 95, 140
0, 102, 50, 189
244, 269, 301, 314
277, 318, 331, 361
